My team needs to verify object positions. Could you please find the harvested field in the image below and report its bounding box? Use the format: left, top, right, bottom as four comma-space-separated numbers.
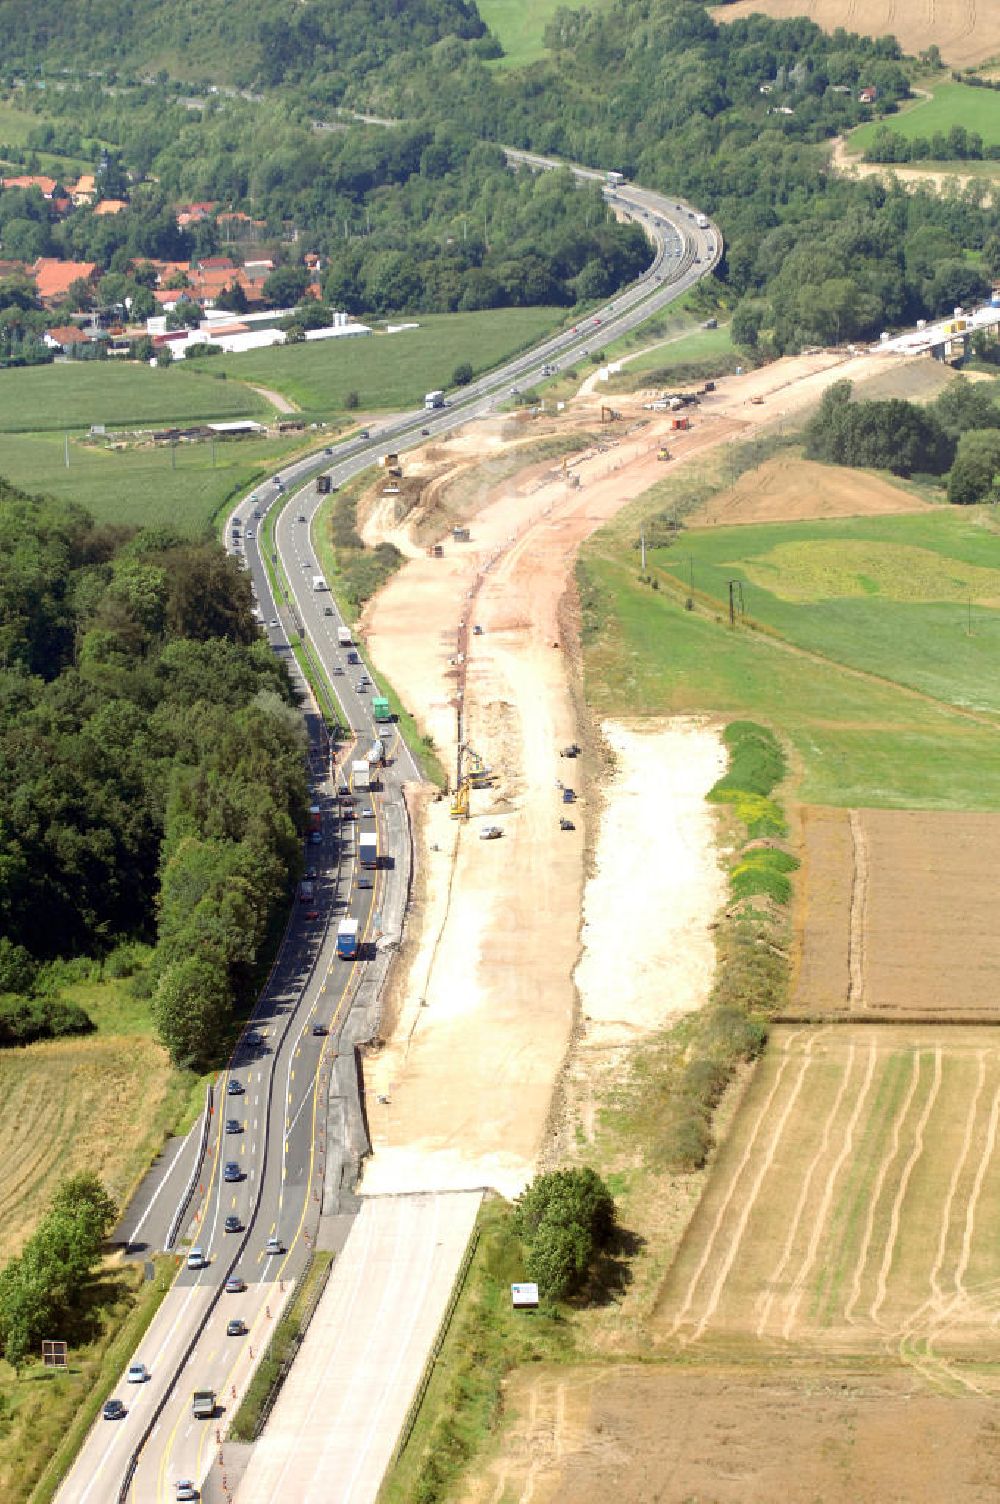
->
712, 0, 1000, 69
465, 1363, 1000, 1504
0, 1035, 177, 1260
652, 1024, 1000, 1366
688, 455, 928, 527
794, 809, 1000, 1016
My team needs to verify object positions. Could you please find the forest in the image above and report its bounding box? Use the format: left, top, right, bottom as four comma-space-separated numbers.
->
0, 482, 307, 1067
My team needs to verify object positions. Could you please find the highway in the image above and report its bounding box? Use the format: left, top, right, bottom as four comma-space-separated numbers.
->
54, 162, 719, 1504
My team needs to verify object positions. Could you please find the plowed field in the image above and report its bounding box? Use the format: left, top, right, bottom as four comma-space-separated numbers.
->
794, 808, 1000, 1016
653, 1025, 1000, 1372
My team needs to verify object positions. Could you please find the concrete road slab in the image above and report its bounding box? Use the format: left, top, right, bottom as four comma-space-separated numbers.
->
235, 1191, 482, 1504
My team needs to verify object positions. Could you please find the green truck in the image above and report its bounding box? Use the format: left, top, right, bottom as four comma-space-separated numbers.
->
372, 696, 391, 723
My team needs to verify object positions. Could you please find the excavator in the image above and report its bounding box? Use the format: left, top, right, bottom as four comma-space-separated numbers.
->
450, 779, 471, 820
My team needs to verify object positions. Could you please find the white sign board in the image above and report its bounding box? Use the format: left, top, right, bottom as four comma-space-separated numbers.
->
511, 1282, 539, 1309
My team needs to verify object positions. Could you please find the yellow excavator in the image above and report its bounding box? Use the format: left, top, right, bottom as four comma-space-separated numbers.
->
462, 743, 495, 789
450, 779, 471, 820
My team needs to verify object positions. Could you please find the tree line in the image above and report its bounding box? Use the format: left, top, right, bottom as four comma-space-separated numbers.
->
805, 375, 1000, 503
0, 483, 308, 1068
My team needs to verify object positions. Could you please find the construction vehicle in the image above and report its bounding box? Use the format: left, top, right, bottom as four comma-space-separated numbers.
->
451, 779, 470, 820
479, 825, 503, 840
670, 415, 691, 431
657, 447, 672, 462
192, 1390, 215, 1420
426, 543, 444, 558
452, 526, 470, 542
463, 744, 495, 788
560, 743, 580, 758
749, 395, 764, 405
559, 817, 575, 831
601, 406, 621, 423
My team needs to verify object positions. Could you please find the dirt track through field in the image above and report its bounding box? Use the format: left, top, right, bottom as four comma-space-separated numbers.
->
654, 1026, 1000, 1359
795, 809, 1000, 1017
713, 0, 1000, 66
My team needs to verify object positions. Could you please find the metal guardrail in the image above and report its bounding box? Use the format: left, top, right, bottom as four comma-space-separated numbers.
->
164, 1082, 214, 1251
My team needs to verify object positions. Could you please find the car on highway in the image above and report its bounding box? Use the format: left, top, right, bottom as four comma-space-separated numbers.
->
175, 1483, 198, 1502
357, 875, 374, 890
225, 1118, 242, 1134
226, 1318, 246, 1337
312, 1023, 327, 1036
225, 1215, 242, 1233
245, 528, 254, 538
223, 1162, 242, 1182
324, 606, 334, 616
186, 1247, 206, 1269
103, 1398, 126, 1421
361, 806, 373, 818
297, 514, 306, 522
306, 868, 318, 880
265, 1235, 283, 1256
227, 1078, 243, 1095
355, 681, 367, 693
126, 1362, 149, 1383
324, 446, 333, 455
225, 1276, 246, 1294
268, 619, 279, 629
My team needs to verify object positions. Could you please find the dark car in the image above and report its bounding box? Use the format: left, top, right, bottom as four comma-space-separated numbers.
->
103, 1399, 126, 1421
305, 909, 320, 920
324, 446, 333, 455
226, 1318, 246, 1337
421, 427, 430, 436
305, 869, 318, 880
225, 1276, 246, 1294
227, 1079, 243, 1096
357, 875, 374, 890
223, 1162, 241, 1183
224, 1215, 242, 1234
312, 1023, 327, 1036
225, 1119, 241, 1135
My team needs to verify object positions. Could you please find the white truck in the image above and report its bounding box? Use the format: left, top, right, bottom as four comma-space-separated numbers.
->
351, 760, 370, 793
359, 832, 378, 869
337, 625, 352, 647
696, 213, 709, 230
312, 575, 327, 592
424, 389, 445, 410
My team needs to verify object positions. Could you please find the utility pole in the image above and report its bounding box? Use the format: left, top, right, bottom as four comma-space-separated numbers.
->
640, 527, 646, 572
64, 432, 69, 468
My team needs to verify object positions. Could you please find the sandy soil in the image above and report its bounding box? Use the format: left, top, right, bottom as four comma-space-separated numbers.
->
793, 809, 1000, 1016
688, 455, 929, 527
713, 1, 1000, 68
358, 346, 931, 1198
830, 135, 994, 195
465, 1363, 1000, 1504
574, 720, 725, 1045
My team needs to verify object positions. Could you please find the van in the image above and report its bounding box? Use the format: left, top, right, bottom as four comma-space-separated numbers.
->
265, 1235, 283, 1256
187, 1247, 205, 1270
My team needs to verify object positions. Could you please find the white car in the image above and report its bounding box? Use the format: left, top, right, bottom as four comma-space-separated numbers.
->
126, 1362, 149, 1383
175, 1484, 198, 1502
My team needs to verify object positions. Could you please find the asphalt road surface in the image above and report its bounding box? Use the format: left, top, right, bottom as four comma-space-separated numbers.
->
54, 158, 718, 1504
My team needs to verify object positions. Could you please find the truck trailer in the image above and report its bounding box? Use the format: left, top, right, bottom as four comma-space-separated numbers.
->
337, 626, 353, 647
359, 832, 378, 869
424, 389, 445, 410
337, 918, 359, 959
192, 1390, 215, 1420
312, 575, 327, 592
351, 760, 370, 793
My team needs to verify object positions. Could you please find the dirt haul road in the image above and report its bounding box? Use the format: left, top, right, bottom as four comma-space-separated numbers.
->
359, 348, 914, 1198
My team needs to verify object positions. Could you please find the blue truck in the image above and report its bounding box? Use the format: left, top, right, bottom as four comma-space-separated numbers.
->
337, 918, 359, 959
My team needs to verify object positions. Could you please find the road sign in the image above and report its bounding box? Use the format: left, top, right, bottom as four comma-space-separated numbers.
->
42, 1339, 68, 1367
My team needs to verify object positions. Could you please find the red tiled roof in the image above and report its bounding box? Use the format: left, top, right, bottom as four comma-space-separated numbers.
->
32, 258, 97, 301
48, 324, 88, 345
94, 198, 128, 216
3, 174, 57, 196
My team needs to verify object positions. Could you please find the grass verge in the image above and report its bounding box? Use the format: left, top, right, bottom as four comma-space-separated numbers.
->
229, 1251, 333, 1442
24, 1256, 175, 1504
